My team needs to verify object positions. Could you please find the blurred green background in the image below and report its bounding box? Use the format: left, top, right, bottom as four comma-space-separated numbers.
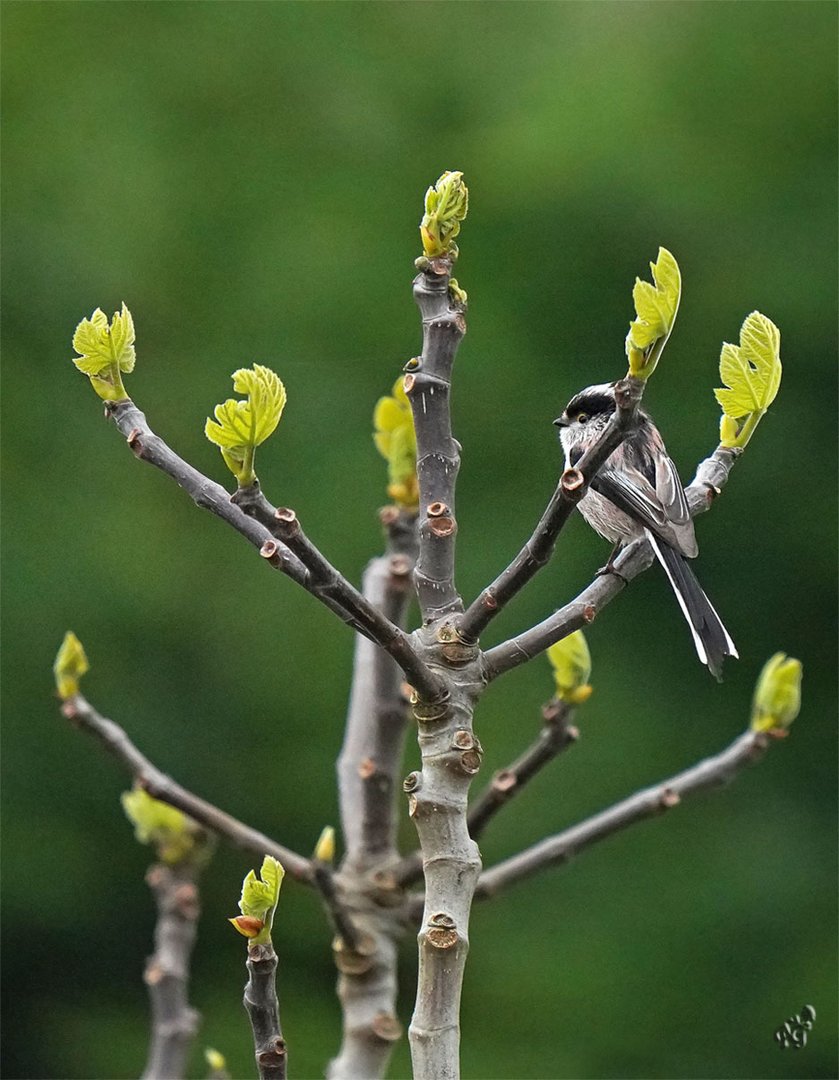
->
2, 2, 836, 1078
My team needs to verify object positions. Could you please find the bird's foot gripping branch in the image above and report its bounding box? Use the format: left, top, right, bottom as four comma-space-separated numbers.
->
60, 170, 796, 1080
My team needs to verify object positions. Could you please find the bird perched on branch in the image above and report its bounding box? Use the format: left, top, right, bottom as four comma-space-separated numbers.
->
555, 382, 737, 680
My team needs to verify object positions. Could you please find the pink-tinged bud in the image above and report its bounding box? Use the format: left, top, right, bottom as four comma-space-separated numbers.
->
228, 915, 265, 939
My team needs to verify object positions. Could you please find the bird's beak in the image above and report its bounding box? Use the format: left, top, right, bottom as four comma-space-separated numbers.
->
553, 414, 569, 428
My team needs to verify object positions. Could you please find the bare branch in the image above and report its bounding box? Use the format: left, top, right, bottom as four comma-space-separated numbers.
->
475, 728, 775, 900
483, 443, 742, 680
406, 258, 467, 620
243, 942, 287, 1080
460, 376, 646, 641
231, 486, 444, 704
60, 694, 313, 883
141, 863, 201, 1080
392, 698, 579, 890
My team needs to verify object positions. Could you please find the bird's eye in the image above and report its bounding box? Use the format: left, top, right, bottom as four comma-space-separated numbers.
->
577, 412, 589, 424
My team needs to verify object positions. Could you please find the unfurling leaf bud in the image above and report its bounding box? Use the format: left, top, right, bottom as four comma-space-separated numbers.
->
715, 312, 782, 449
625, 248, 681, 380
71, 303, 136, 401
420, 170, 469, 259
54, 631, 89, 700
751, 653, 802, 733
205, 365, 286, 486
314, 826, 336, 864
121, 785, 207, 865
373, 377, 419, 510
547, 630, 593, 705
233, 854, 285, 946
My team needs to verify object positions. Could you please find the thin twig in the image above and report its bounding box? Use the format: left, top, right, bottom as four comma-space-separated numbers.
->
406, 257, 467, 620
141, 862, 202, 1080
60, 694, 313, 883
311, 860, 363, 953
392, 698, 579, 889
243, 943, 287, 1080
459, 376, 646, 642
482, 443, 742, 680
467, 698, 579, 840
474, 728, 775, 899
231, 486, 445, 704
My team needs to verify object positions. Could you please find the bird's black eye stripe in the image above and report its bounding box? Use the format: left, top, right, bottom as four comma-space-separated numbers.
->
564, 391, 616, 419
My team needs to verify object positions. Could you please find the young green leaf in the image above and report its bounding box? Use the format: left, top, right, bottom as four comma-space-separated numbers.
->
373, 377, 419, 510
547, 630, 593, 705
625, 248, 681, 380
72, 303, 136, 401
714, 312, 782, 448
230, 855, 285, 946
420, 170, 469, 260
54, 631, 89, 700
205, 365, 286, 486
121, 785, 205, 864
751, 652, 802, 734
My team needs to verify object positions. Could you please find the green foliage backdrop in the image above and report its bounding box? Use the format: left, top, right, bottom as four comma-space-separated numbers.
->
2, 3, 836, 1078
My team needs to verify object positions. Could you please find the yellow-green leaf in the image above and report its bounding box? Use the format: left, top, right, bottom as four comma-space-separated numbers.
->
714, 312, 782, 447
420, 170, 468, 259
121, 786, 202, 864
205, 364, 286, 485
625, 248, 681, 379
72, 303, 136, 401
54, 631, 89, 700
373, 377, 418, 510
547, 630, 593, 705
751, 653, 802, 733
238, 855, 285, 934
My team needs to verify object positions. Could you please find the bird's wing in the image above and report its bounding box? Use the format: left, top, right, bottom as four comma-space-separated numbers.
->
592, 459, 698, 558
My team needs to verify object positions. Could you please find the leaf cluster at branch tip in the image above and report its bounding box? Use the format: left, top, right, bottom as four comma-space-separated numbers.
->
121, 785, 207, 865
205, 365, 286, 486
229, 855, 285, 945
751, 653, 802, 733
715, 312, 782, 448
373, 377, 419, 510
625, 248, 681, 380
71, 303, 136, 401
420, 170, 469, 259
54, 631, 89, 700
547, 630, 593, 705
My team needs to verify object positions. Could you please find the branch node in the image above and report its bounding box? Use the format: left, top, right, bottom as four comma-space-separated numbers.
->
560, 467, 586, 500
358, 756, 377, 780
427, 501, 449, 518
659, 787, 681, 809
582, 604, 597, 623
332, 932, 377, 975
426, 912, 459, 950
370, 1012, 403, 1043
260, 539, 281, 563
428, 515, 456, 538
492, 769, 518, 795
411, 694, 450, 723
403, 771, 422, 794
459, 750, 482, 775
451, 729, 475, 751
388, 554, 412, 578
403, 373, 417, 394
404, 356, 422, 372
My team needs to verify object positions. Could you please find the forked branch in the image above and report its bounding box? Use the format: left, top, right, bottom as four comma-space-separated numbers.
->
483, 443, 742, 680
460, 375, 646, 641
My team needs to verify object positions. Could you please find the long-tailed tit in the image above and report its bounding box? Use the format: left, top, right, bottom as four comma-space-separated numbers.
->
555, 382, 737, 680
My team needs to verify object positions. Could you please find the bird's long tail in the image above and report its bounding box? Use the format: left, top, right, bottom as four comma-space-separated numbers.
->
646, 530, 738, 681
